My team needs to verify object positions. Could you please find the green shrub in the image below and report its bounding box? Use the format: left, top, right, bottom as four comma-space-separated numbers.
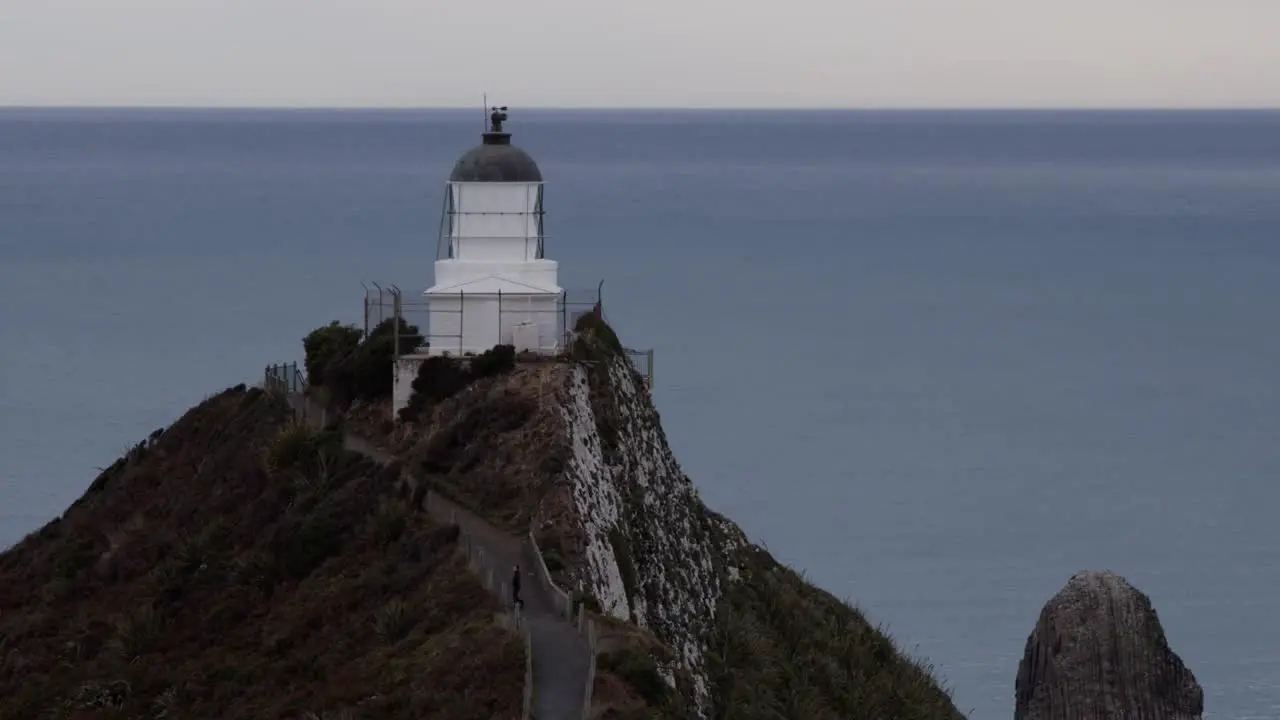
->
572, 590, 601, 615
347, 318, 423, 400
371, 500, 410, 547
397, 344, 517, 423
573, 306, 624, 355
302, 322, 362, 386
71, 679, 133, 711
274, 512, 345, 581
599, 647, 669, 706
174, 520, 229, 576
372, 599, 412, 643
53, 534, 101, 580
267, 422, 316, 472
111, 604, 164, 661
401, 356, 470, 421
268, 424, 343, 490
470, 344, 515, 380
235, 549, 281, 594
707, 546, 962, 720
302, 709, 357, 720
289, 440, 345, 498
303, 318, 423, 407
541, 549, 565, 573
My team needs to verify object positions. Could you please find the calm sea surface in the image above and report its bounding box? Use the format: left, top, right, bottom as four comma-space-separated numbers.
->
2, 108, 1278, 718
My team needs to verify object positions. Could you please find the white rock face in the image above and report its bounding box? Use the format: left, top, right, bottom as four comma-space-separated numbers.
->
560, 365, 633, 620
556, 356, 747, 716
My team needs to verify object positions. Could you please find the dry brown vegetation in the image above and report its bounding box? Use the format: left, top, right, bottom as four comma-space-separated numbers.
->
362, 359, 578, 543
329, 316, 965, 719
708, 538, 964, 720
0, 386, 523, 720
0, 306, 964, 719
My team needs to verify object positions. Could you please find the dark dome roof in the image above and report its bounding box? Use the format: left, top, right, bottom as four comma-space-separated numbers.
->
449, 132, 543, 183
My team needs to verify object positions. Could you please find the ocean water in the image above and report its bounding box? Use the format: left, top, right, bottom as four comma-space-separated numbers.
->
2, 108, 1279, 719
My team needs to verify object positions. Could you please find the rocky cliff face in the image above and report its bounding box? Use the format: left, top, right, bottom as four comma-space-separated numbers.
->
376, 319, 964, 719
556, 355, 743, 711
1016, 570, 1204, 720
3, 312, 1206, 720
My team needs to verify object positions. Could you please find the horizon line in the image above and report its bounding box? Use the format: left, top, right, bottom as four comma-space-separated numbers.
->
3, 104, 1280, 113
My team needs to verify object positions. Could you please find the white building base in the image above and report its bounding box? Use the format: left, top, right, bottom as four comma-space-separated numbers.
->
393, 354, 430, 418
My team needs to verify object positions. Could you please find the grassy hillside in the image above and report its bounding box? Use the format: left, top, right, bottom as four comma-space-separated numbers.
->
327, 313, 965, 720
0, 386, 523, 720
708, 538, 964, 720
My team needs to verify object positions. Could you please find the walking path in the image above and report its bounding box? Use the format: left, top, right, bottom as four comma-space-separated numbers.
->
286, 394, 592, 719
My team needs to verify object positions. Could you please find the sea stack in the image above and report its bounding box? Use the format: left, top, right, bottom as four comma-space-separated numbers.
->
1015, 570, 1203, 720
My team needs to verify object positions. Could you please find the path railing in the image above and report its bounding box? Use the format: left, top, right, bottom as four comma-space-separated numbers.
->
458, 523, 534, 719
263, 364, 535, 716
264, 362, 330, 428
264, 361, 307, 394
266, 359, 600, 719
579, 607, 600, 718
524, 530, 654, 718
525, 531, 573, 621
525, 531, 607, 718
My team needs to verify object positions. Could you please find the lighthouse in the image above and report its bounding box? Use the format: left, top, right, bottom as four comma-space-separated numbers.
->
391, 107, 564, 415
424, 106, 562, 354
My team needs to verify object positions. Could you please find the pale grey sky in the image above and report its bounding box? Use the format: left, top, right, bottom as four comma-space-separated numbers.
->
2, 0, 1278, 108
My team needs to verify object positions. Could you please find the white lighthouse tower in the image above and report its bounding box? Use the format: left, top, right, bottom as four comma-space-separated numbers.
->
391, 107, 563, 416
424, 107, 562, 355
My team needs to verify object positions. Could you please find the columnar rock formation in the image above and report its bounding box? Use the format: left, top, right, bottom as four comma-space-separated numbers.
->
1015, 570, 1204, 720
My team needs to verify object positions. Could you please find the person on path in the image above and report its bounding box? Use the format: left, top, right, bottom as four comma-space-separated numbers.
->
512, 564, 523, 609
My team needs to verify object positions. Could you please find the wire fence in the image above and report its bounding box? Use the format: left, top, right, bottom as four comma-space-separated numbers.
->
361, 282, 404, 340
364, 284, 601, 355
263, 361, 306, 394
622, 348, 654, 387
359, 281, 654, 387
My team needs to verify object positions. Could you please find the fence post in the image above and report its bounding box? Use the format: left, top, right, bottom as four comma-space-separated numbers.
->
393, 287, 401, 361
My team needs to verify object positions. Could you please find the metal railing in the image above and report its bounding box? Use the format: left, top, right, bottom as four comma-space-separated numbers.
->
264, 361, 307, 394
366, 283, 602, 359
578, 606, 601, 718
526, 530, 605, 719
623, 348, 654, 388
269, 367, 537, 713
457, 521, 535, 719
361, 280, 655, 391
